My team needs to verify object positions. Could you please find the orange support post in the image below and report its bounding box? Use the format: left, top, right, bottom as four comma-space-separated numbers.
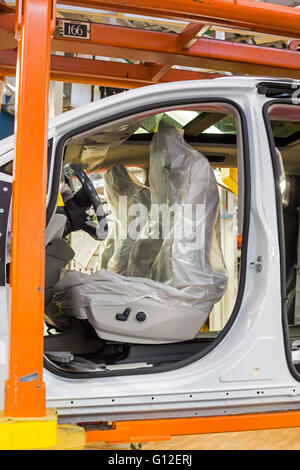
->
4, 0, 54, 417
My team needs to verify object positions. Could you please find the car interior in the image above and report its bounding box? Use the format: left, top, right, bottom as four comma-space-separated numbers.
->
40, 102, 300, 377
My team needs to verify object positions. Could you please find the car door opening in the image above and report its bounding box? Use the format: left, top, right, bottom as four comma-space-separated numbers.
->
43, 101, 248, 377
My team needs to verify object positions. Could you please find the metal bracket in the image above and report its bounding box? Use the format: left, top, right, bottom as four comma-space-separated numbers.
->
250, 255, 263, 273
20, 372, 40, 387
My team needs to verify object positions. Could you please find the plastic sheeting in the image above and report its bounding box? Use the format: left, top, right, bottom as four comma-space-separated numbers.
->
64, 120, 143, 171
50, 126, 228, 337
100, 163, 151, 274
127, 126, 228, 302
51, 268, 209, 318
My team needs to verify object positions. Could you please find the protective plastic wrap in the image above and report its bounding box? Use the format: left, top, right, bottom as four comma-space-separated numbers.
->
50, 267, 216, 342
51, 267, 211, 316
100, 163, 151, 274
128, 125, 228, 301
50, 126, 228, 341
65, 120, 143, 171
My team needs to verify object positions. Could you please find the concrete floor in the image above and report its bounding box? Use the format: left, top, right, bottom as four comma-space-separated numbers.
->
85, 427, 300, 450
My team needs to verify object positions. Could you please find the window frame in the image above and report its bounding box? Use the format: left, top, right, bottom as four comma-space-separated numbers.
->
263, 98, 300, 382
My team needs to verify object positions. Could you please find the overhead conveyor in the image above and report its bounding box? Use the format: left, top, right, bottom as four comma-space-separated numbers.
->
0, 6, 300, 86
59, 0, 300, 38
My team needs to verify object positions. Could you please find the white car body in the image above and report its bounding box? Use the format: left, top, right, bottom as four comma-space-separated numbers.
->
0, 76, 299, 424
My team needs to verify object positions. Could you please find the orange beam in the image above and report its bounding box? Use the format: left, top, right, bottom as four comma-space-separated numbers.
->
61, 0, 300, 38
0, 12, 14, 30
4, 0, 53, 417
150, 63, 172, 82
50, 61, 220, 86
48, 24, 300, 79
0, 15, 299, 78
51, 23, 300, 79
180, 22, 209, 50
85, 411, 300, 444
0, 26, 16, 50
0, 50, 221, 87
88, 23, 300, 73
189, 38, 300, 71
149, 22, 207, 81
0, 0, 13, 13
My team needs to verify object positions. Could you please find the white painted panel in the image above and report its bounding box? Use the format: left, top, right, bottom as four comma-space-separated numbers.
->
220, 337, 278, 382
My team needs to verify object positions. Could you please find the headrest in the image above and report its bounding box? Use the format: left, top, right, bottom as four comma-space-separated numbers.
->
149, 125, 213, 206
105, 163, 147, 199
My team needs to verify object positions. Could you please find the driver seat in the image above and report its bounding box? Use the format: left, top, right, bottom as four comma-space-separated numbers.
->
100, 163, 151, 274
51, 126, 227, 344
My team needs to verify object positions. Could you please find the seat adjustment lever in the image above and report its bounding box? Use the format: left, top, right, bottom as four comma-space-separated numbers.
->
116, 308, 131, 321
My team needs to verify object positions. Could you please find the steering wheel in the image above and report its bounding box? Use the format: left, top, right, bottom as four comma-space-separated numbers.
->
62, 162, 108, 240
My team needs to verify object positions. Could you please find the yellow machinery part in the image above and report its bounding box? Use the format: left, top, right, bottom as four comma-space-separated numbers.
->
0, 408, 86, 450
58, 192, 64, 206
0, 408, 57, 450
222, 168, 238, 196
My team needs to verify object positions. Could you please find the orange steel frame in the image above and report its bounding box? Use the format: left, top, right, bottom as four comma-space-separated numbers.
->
51, 23, 300, 80
32, 23, 300, 81
0, 49, 222, 88
0, 9, 300, 86
3, 0, 300, 441
4, 0, 54, 417
62, 0, 300, 38
85, 412, 300, 444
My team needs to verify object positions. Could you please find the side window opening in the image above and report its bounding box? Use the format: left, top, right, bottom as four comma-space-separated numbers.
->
0, 140, 53, 179
267, 103, 300, 372
44, 103, 246, 377
66, 165, 146, 274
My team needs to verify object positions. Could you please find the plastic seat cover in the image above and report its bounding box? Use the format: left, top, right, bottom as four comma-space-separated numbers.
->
51, 126, 228, 343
